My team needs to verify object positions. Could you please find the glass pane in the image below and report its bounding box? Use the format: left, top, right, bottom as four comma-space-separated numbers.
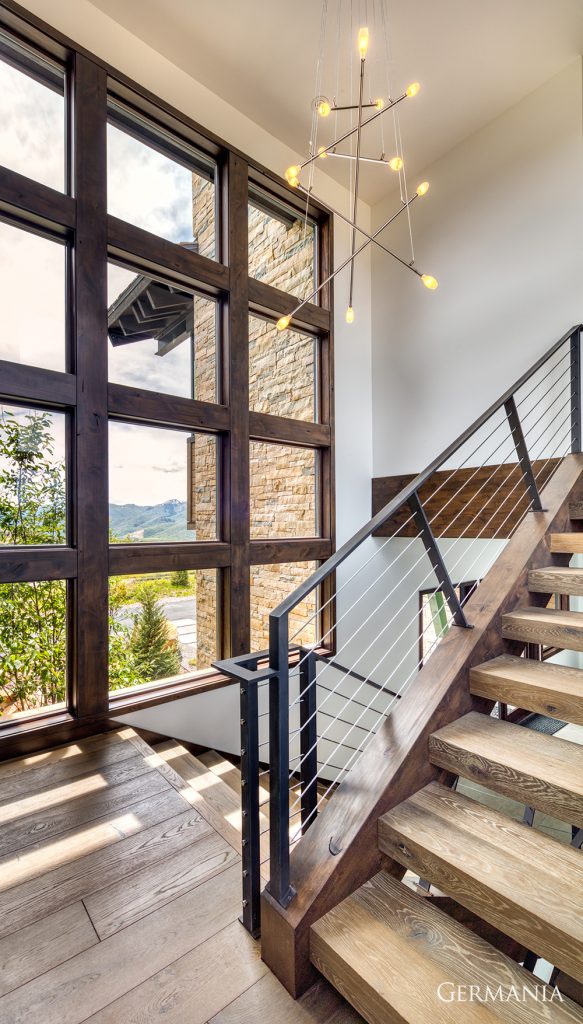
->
109, 422, 217, 542
0, 222, 66, 371
0, 38, 65, 192
250, 562, 317, 650
107, 105, 216, 258
0, 405, 66, 545
250, 442, 317, 538
108, 264, 217, 401
0, 580, 67, 719
249, 315, 316, 421
248, 191, 316, 302
109, 568, 217, 692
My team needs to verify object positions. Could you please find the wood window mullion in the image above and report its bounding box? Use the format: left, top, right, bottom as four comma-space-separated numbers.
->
71, 53, 109, 718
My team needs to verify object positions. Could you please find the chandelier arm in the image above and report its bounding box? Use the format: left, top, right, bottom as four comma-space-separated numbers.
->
330, 102, 378, 113
299, 91, 407, 172
327, 152, 386, 165
348, 57, 366, 310
285, 191, 420, 324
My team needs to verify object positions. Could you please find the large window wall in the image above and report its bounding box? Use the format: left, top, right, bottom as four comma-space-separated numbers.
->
0, 8, 334, 754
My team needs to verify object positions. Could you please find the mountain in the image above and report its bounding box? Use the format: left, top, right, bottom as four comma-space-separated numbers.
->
109, 499, 194, 543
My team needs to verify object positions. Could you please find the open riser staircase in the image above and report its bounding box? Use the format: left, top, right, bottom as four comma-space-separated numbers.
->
215, 324, 583, 1019
311, 515, 583, 1020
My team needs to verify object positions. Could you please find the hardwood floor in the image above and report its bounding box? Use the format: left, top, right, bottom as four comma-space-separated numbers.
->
0, 727, 362, 1024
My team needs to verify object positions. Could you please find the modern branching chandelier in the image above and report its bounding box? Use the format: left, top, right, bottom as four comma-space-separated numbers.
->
277, 1, 437, 332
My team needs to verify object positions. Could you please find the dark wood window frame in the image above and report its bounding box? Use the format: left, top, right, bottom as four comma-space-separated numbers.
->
0, 0, 335, 758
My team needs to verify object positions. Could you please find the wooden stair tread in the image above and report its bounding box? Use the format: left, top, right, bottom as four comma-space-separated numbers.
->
378, 781, 583, 983
502, 606, 583, 651
569, 501, 583, 520
311, 870, 583, 1024
470, 654, 583, 724
529, 565, 583, 595
549, 533, 583, 554
430, 711, 583, 827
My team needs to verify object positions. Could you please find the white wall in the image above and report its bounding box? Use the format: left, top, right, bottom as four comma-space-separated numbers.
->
371, 59, 583, 478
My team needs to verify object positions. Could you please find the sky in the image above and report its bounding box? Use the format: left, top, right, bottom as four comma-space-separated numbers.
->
0, 54, 212, 508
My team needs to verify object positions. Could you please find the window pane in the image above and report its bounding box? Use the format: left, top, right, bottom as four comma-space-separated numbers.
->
0, 223, 66, 371
248, 191, 316, 301
249, 315, 316, 421
109, 422, 217, 542
0, 580, 67, 719
0, 38, 65, 192
251, 562, 317, 650
108, 264, 217, 401
250, 442, 317, 538
108, 105, 216, 258
0, 405, 66, 545
109, 569, 217, 692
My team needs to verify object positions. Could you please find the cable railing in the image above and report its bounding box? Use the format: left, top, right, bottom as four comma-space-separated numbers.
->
215, 324, 582, 936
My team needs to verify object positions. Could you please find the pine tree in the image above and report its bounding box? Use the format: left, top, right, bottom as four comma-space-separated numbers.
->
131, 587, 182, 681
171, 569, 189, 588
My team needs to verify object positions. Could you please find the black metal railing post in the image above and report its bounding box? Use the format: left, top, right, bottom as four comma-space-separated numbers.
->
571, 328, 581, 453
239, 675, 261, 936
504, 396, 544, 511
408, 490, 472, 628
268, 610, 295, 907
299, 647, 318, 834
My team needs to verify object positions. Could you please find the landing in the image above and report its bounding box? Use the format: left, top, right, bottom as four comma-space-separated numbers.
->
0, 727, 360, 1023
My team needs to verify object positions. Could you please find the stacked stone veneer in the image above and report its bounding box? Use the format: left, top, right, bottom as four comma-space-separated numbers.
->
191, 174, 318, 668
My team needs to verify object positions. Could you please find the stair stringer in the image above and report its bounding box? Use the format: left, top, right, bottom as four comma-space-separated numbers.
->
260, 453, 583, 997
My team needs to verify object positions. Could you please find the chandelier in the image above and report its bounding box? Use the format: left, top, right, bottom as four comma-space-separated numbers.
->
277, 3, 437, 332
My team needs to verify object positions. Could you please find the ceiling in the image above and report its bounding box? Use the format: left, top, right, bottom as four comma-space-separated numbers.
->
91, 0, 583, 206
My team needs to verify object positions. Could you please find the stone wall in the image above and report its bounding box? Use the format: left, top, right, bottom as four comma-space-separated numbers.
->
192, 175, 318, 668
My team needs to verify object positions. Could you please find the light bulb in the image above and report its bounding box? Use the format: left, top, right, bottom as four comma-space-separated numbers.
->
388, 156, 404, 172
284, 165, 300, 184
421, 274, 438, 290
288, 176, 299, 188
318, 146, 328, 159
345, 306, 355, 324
358, 26, 369, 60
416, 181, 430, 196
375, 97, 384, 110
318, 100, 331, 117
406, 82, 421, 98
277, 315, 291, 331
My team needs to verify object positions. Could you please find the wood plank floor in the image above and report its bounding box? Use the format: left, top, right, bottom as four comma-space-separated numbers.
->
0, 727, 362, 1024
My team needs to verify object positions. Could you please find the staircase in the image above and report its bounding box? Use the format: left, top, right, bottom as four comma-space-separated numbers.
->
310, 509, 583, 1022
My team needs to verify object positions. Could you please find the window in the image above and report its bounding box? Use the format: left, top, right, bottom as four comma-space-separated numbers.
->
0, 222, 66, 371
250, 562, 317, 651
107, 102, 217, 258
107, 263, 218, 402
108, 422, 217, 543
0, 34, 65, 192
419, 582, 478, 665
0, 580, 67, 719
250, 442, 318, 538
0, 12, 333, 745
109, 569, 218, 694
0, 405, 66, 545
249, 188, 316, 302
249, 315, 317, 421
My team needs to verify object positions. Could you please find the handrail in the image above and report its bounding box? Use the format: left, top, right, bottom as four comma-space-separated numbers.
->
217, 321, 582, 936
271, 324, 583, 620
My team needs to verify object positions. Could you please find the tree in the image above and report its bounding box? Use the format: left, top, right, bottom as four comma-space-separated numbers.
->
171, 569, 189, 588
0, 410, 67, 713
131, 585, 182, 680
